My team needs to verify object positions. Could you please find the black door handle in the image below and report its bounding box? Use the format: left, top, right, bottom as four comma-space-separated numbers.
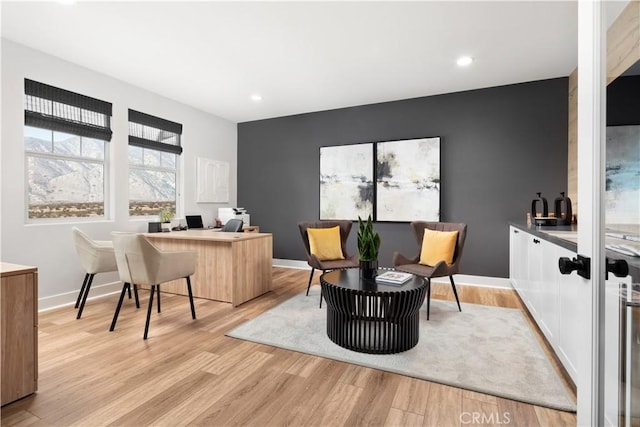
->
607, 258, 629, 279
558, 254, 591, 280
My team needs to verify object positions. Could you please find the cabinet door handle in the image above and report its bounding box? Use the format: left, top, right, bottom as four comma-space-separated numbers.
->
533, 238, 540, 244
513, 229, 519, 234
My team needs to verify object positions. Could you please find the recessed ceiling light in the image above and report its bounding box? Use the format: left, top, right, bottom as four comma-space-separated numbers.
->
57, 0, 76, 4
250, 94, 262, 102
456, 56, 473, 67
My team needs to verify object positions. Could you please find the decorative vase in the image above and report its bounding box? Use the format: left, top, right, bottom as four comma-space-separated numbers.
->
161, 222, 172, 232
359, 260, 378, 279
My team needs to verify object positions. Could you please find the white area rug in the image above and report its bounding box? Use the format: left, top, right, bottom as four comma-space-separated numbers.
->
227, 286, 576, 412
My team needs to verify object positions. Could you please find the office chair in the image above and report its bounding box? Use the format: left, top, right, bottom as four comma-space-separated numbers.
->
221, 218, 243, 232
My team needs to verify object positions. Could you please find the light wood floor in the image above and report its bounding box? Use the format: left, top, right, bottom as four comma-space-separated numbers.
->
1, 267, 576, 427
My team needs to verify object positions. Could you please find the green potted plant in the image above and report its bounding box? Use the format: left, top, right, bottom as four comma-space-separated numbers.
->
357, 214, 381, 278
159, 209, 175, 232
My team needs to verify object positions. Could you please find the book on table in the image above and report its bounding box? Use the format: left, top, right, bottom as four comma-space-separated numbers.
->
375, 271, 413, 284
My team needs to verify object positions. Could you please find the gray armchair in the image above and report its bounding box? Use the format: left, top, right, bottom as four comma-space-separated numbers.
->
393, 221, 467, 320
298, 220, 359, 306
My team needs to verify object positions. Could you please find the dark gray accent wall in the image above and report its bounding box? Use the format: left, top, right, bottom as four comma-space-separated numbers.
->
238, 78, 568, 278
607, 75, 640, 126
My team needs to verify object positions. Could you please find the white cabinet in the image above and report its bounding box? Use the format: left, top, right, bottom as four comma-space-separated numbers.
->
535, 239, 559, 346
509, 227, 528, 296
509, 226, 577, 382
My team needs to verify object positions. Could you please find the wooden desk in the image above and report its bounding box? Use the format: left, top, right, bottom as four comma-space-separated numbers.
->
1, 263, 38, 406
144, 230, 272, 306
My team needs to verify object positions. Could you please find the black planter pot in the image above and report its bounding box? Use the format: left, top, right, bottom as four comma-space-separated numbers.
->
359, 260, 378, 279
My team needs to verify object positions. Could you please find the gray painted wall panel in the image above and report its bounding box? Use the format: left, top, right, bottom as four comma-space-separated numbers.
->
238, 78, 568, 277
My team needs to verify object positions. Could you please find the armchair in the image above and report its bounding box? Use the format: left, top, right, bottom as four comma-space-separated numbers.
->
298, 220, 359, 306
393, 221, 467, 320
110, 233, 197, 339
72, 227, 124, 319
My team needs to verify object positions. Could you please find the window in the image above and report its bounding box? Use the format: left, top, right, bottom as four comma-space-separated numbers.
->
128, 110, 182, 216
24, 79, 112, 219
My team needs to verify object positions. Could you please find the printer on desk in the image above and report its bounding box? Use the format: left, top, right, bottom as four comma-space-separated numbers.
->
218, 207, 250, 226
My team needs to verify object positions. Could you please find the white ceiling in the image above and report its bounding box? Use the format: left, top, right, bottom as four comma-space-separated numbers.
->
0, 1, 629, 123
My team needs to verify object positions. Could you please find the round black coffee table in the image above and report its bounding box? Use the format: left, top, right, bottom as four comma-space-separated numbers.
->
320, 269, 427, 354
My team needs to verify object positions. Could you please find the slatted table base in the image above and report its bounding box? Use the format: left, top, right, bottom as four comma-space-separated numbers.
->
322, 282, 426, 354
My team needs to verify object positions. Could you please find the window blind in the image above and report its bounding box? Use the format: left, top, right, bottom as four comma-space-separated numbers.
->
128, 109, 183, 155
24, 79, 113, 141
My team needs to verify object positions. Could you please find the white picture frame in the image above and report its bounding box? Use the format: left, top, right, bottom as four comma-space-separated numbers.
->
196, 157, 229, 203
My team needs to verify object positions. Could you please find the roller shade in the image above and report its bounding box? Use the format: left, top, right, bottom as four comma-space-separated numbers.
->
24, 79, 113, 141
128, 109, 183, 155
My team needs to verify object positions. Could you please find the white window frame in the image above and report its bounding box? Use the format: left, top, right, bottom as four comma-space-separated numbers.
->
24, 127, 110, 223
128, 146, 180, 218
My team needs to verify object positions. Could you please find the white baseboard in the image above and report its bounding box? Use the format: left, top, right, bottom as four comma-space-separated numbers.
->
39, 263, 512, 312
272, 259, 513, 290
38, 281, 122, 312
272, 259, 310, 270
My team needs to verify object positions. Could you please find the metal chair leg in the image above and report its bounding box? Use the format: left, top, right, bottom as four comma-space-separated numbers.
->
127, 285, 132, 299
449, 276, 462, 312
144, 285, 156, 340
306, 268, 315, 296
133, 284, 140, 308
426, 278, 431, 320
157, 285, 161, 313
75, 273, 90, 309
76, 273, 95, 319
109, 282, 129, 331
186, 276, 196, 319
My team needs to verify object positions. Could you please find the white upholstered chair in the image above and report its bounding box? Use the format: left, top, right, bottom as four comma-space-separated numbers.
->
110, 233, 197, 339
72, 227, 127, 319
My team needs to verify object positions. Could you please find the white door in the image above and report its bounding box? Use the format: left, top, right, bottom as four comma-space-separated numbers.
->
572, 2, 636, 425
574, 1, 605, 424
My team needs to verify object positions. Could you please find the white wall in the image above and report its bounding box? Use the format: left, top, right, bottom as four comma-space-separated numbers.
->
1, 39, 238, 310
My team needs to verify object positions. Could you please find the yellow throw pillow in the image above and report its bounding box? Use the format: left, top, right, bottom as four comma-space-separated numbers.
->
308, 226, 345, 261
419, 229, 459, 267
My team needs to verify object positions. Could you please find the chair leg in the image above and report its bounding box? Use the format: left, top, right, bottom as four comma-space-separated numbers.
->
449, 276, 462, 312
76, 273, 95, 319
157, 285, 161, 313
133, 284, 140, 308
319, 270, 325, 308
75, 273, 90, 309
127, 285, 132, 299
426, 278, 431, 320
306, 268, 315, 296
144, 285, 156, 340
109, 282, 130, 332
186, 276, 196, 320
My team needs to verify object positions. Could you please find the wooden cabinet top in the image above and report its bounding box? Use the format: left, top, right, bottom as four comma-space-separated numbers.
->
143, 230, 271, 242
1, 262, 37, 277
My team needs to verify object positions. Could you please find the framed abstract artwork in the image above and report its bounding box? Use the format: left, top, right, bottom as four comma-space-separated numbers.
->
319, 137, 440, 222
320, 143, 374, 220
376, 137, 440, 222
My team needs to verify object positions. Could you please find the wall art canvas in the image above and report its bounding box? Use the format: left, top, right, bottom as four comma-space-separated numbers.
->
606, 125, 639, 227
376, 137, 440, 222
320, 143, 373, 220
